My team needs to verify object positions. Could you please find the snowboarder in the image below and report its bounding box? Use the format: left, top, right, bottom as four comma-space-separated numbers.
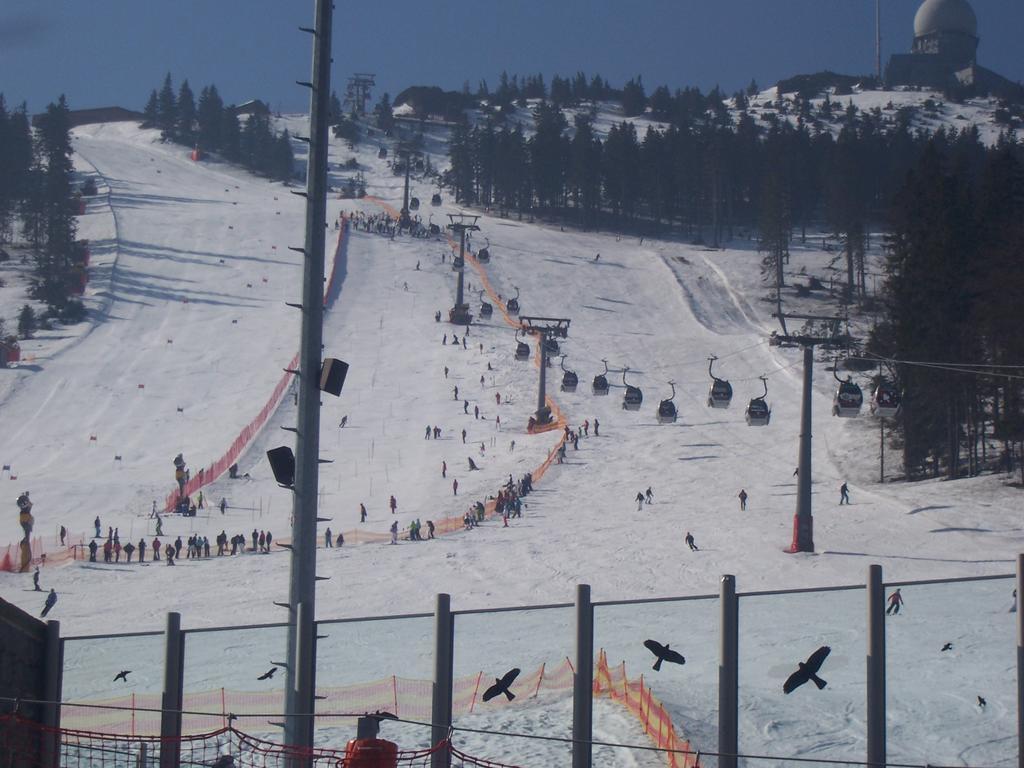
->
220, 497, 227, 515
40, 588, 57, 617
583, 419, 589, 436
155, 515, 163, 536
738, 489, 748, 511
685, 532, 699, 551
88, 540, 98, 562
464, 400, 469, 414
340, 415, 348, 428
635, 492, 645, 511
474, 405, 479, 419
360, 503, 367, 523
33, 567, 41, 591
468, 457, 479, 471
509, 440, 515, 452
325, 528, 333, 548
425, 425, 432, 439
442, 460, 448, 478
594, 253, 600, 262
886, 589, 904, 616
453, 478, 459, 496
444, 366, 449, 379
152, 537, 161, 561
453, 385, 459, 400
496, 393, 501, 406
593, 418, 599, 436
390, 495, 398, 514
124, 541, 135, 563
138, 538, 146, 562
645, 487, 654, 504
59, 525, 66, 546
427, 520, 435, 539
839, 483, 850, 505
461, 429, 467, 444
336, 532, 344, 547
94, 516, 101, 538
390, 521, 398, 545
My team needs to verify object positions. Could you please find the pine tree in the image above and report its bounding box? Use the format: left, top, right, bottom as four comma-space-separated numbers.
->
621, 76, 646, 118
374, 93, 394, 133
196, 85, 224, 151
329, 90, 343, 123
157, 73, 177, 138
17, 305, 36, 339
142, 90, 159, 127
177, 80, 196, 144
220, 110, 241, 162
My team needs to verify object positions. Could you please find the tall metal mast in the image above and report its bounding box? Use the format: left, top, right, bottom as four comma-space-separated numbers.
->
284, 0, 333, 758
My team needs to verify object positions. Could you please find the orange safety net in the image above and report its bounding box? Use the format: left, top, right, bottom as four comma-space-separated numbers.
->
594, 650, 700, 768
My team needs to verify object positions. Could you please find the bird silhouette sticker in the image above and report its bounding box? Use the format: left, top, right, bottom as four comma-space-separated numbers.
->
783, 646, 831, 694
643, 640, 686, 671
941, 642, 953, 652
482, 668, 521, 702
977, 696, 987, 709
113, 670, 131, 683
257, 668, 277, 681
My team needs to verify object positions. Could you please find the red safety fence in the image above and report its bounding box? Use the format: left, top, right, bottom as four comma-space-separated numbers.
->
162, 223, 349, 513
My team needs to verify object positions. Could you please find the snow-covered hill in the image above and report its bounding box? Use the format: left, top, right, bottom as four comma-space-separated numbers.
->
0, 112, 1019, 766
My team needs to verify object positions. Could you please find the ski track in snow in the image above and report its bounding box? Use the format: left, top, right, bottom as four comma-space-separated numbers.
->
0, 116, 1019, 765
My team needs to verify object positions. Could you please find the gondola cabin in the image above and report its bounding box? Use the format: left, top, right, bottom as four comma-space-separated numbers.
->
506, 297, 520, 315
592, 374, 609, 395
378, 147, 387, 159
479, 300, 493, 319
708, 380, 733, 408
871, 384, 901, 418
832, 380, 864, 418
452, 255, 464, 271
543, 338, 560, 357
431, 193, 442, 206
657, 400, 677, 423
745, 399, 770, 426
623, 386, 643, 411
515, 341, 531, 361
409, 197, 420, 211
561, 370, 579, 393
477, 247, 490, 263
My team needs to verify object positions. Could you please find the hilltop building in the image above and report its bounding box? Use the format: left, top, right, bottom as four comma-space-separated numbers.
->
885, 0, 1021, 99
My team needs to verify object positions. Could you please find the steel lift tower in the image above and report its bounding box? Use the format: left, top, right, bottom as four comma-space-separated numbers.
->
773, 311, 852, 553
520, 316, 571, 428
447, 214, 479, 325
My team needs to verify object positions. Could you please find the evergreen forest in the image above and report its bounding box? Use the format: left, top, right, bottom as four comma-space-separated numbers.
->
439, 73, 1024, 481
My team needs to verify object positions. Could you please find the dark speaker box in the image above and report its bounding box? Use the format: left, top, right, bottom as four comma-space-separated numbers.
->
320, 358, 349, 396
266, 446, 295, 487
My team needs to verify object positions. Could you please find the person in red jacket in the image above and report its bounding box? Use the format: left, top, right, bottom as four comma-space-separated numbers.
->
152, 537, 161, 561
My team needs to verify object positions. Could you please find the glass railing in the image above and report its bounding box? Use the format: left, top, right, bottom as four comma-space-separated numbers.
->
181, 623, 287, 739
315, 612, 434, 750
884, 576, 1015, 768
594, 596, 718, 768
62, 631, 165, 735
452, 605, 574, 765
738, 586, 865, 768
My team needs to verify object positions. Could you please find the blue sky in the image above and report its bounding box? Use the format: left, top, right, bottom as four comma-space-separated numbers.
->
2, 1, 1022, 114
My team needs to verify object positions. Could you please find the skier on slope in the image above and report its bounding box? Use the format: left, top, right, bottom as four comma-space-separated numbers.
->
635, 492, 645, 511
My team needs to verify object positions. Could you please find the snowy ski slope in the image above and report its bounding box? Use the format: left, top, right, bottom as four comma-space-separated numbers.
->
0, 116, 1020, 766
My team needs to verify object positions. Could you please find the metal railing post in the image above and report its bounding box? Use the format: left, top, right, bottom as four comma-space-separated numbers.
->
1017, 554, 1023, 768
719, 575, 738, 768
160, 612, 184, 768
431, 594, 453, 768
867, 565, 886, 768
41, 620, 62, 768
572, 584, 594, 768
